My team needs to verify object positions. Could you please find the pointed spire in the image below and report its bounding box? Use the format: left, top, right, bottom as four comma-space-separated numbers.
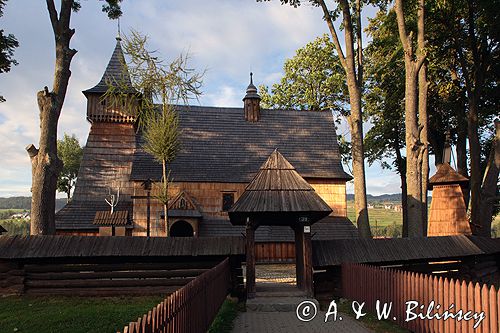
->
117, 18, 122, 41
83, 36, 135, 95
244, 72, 258, 97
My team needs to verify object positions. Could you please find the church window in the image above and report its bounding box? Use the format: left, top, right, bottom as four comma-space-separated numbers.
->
179, 198, 187, 209
222, 193, 235, 212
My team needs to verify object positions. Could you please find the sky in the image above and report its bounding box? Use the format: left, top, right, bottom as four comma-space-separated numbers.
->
0, 0, 410, 197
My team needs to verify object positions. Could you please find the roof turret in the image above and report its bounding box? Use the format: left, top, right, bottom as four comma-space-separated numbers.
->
243, 72, 260, 100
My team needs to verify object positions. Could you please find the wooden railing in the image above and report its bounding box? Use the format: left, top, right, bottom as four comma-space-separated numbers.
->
342, 263, 500, 333
120, 258, 231, 333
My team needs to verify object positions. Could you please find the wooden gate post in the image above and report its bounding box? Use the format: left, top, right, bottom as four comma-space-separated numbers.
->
246, 219, 256, 299
303, 226, 313, 298
294, 226, 304, 289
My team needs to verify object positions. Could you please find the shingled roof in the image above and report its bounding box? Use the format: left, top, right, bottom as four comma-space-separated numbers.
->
312, 235, 500, 267
93, 210, 130, 226
131, 105, 351, 183
429, 163, 469, 188
56, 201, 133, 230
228, 149, 332, 226
83, 37, 136, 95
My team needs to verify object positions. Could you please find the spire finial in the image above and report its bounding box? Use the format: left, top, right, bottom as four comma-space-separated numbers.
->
116, 18, 122, 41
250, 72, 253, 85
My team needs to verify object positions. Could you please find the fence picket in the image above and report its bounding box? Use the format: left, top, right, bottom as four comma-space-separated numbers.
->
448, 278, 455, 333
118, 258, 230, 333
488, 286, 499, 333
466, 282, 475, 333
474, 283, 482, 333
342, 263, 500, 333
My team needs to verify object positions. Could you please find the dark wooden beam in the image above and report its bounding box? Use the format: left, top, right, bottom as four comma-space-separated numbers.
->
303, 228, 314, 297
246, 221, 256, 299
294, 227, 304, 289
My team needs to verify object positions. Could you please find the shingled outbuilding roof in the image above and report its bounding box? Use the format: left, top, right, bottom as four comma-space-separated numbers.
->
56, 201, 133, 230
228, 149, 333, 226
83, 37, 136, 95
131, 105, 351, 183
429, 163, 469, 188
93, 210, 130, 226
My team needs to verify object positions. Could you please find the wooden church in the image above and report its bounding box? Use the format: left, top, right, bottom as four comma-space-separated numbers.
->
55, 37, 358, 261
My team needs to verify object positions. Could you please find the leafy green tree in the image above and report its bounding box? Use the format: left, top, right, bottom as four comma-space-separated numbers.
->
364, 9, 408, 235
0, 0, 19, 102
258, 35, 351, 166
106, 30, 203, 236
56, 133, 83, 202
433, 0, 499, 235
25, 0, 121, 235
259, 35, 347, 113
260, 0, 372, 238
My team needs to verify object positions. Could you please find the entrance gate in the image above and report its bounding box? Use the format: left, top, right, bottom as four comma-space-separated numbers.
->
228, 150, 332, 298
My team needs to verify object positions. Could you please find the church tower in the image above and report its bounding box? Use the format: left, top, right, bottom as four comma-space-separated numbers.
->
63, 36, 137, 234
82, 36, 137, 123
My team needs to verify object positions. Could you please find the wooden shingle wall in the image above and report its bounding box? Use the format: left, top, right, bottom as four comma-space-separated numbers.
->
132, 179, 347, 236
72, 122, 136, 202
132, 182, 247, 236
308, 179, 347, 217
428, 184, 471, 236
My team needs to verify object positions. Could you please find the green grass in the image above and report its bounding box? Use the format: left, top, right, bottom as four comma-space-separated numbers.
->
0, 296, 163, 333
208, 298, 241, 333
0, 219, 30, 235
347, 201, 402, 228
348, 200, 500, 238
337, 298, 409, 333
348, 201, 403, 237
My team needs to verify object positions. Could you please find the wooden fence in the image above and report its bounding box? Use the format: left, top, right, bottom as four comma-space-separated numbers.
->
120, 258, 231, 333
342, 263, 499, 333
0, 259, 221, 297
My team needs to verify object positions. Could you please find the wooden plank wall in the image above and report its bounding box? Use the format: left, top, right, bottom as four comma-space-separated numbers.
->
342, 263, 500, 333
255, 242, 295, 263
119, 258, 231, 333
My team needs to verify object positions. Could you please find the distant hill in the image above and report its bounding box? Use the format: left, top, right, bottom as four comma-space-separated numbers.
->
0, 197, 67, 211
347, 193, 431, 203
347, 193, 401, 202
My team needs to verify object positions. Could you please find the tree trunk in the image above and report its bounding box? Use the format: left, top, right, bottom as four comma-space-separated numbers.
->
418, 0, 429, 236
317, 0, 370, 237
347, 88, 371, 238
456, 104, 470, 206
162, 159, 169, 237
404, 69, 424, 237
467, 95, 482, 235
27, 0, 76, 235
395, 142, 408, 237
478, 119, 500, 237
395, 0, 427, 237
